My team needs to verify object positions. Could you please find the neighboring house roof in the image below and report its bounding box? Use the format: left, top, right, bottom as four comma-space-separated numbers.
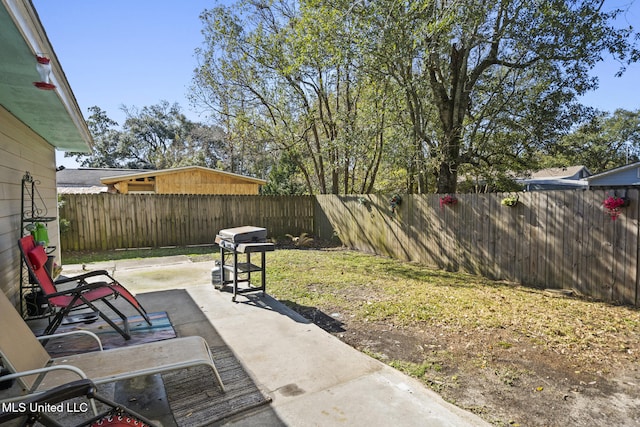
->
57, 168, 150, 187
529, 165, 591, 180
56, 168, 151, 193
100, 166, 267, 186
58, 167, 267, 194
585, 162, 640, 187
516, 165, 591, 191
520, 178, 589, 191
459, 166, 591, 189
0, 1, 92, 152
57, 186, 106, 194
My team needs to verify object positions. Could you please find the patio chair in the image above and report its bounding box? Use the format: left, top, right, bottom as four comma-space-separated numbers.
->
18, 235, 151, 340
0, 378, 158, 426
0, 290, 225, 397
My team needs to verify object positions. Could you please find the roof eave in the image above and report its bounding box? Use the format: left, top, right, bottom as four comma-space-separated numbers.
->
100, 166, 267, 185
585, 162, 640, 181
1, 0, 92, 152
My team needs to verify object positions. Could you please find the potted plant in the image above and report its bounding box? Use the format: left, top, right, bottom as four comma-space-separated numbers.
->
439, 194, 458, 208
501, 195, 519, 207
603, 195, 630, 220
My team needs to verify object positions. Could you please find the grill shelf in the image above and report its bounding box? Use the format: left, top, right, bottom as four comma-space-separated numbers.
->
223, 262, 262, 274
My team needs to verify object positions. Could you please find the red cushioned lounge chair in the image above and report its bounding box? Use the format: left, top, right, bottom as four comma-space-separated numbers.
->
18, 235, 151, 340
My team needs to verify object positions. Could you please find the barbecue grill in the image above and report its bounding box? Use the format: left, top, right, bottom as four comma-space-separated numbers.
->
214, 226, 275, 302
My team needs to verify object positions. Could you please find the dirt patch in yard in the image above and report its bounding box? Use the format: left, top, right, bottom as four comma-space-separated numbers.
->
330, 318, 640, 426
274, 250, 640, 427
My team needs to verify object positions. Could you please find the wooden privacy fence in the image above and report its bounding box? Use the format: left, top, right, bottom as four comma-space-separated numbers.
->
314, 190, 640, 307
58, 194, 315, 251
59, 190, 640, 306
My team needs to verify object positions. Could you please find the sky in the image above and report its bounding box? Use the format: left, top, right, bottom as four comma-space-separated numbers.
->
32, 1, 640, 168
34, 0, 213, 125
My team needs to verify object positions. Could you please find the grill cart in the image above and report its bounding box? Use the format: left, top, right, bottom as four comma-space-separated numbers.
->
214, 226, 275, 302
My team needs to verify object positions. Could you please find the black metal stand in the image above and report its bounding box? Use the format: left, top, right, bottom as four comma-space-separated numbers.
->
20, 172, 56, 318
216, 238, 274, 302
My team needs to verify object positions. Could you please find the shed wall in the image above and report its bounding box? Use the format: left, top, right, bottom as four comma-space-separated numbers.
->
154, 169, 261, 195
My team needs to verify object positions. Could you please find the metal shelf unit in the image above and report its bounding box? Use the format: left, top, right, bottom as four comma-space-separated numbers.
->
19, 172, 56, 318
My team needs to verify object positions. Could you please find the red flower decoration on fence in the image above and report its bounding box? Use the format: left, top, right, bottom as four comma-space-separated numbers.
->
439, 195, 458, 208
603, 195, 628, 220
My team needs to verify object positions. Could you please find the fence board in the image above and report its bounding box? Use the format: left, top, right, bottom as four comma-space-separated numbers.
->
561, 191, 576, 290
466, 194, 482, 275
498, 193, 519, 282
479, 194, 492, 278
533, 191, 547, 287
487, 194, 499, 279
612, 189, 638, 304
581, 191, 595, 296
628, 189, 640, 306
571, 191, 584, 292
593, 190, 610, 301
546, 191, 561, 286
511, 194, 525, 282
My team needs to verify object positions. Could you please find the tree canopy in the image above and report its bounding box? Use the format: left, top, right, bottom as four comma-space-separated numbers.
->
542, 109, 640, 172
67, 102, 230, 171
68, 1, 639, 195
189, 0, 638, 194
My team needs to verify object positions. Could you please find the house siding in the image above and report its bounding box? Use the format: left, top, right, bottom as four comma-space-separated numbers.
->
0, 106, 58, 303
589, 166, 640, 187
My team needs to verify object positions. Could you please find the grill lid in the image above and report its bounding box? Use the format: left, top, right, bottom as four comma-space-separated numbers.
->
217, 226, 267, 243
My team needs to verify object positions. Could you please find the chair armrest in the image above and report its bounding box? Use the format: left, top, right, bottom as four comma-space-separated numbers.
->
0, 365, 88, 400
36, 330, 103, 351
46, 281, 114, 298
54, 270, 110, 284
0, 369, 96, 417
0, 378, 93, 407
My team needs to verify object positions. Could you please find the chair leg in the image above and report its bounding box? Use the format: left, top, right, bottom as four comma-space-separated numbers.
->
43, 294, 84, 337
99, 301, 131, 340
110, 284, 152, 326
43, 310, 66, 336
44, 295, 135, 341
79, 297, 131, 341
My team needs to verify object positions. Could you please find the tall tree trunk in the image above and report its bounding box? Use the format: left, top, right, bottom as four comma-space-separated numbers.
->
429, 43, 469, 194
436, 137, 460, 194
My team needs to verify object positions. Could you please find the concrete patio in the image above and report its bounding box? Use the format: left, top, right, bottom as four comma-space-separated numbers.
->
49, 255, 490, 426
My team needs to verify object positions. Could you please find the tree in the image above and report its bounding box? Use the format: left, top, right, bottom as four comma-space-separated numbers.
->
69, 102, 229, 170
119, 101, 224, 169
360, 0, 638, 193
261, 151, 307, 195
191, 0, 638, 194
544, 109, 640, 172
455, 61, 594, 192
65, 106, 124, 168
191, 0, 392, 194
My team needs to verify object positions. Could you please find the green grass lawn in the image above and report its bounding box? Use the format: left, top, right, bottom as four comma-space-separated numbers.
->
62, 245, 218, 264
64, 246, 640, 370
265, 249, 640, 363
